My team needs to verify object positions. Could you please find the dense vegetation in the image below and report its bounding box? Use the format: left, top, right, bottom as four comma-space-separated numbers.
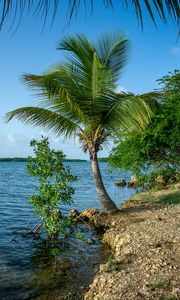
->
109, 70, 180, 186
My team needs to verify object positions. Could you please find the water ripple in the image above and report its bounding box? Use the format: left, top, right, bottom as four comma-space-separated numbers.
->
0, 161, 135, 299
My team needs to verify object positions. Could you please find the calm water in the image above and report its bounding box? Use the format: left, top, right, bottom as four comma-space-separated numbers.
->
0, 162, 135, 299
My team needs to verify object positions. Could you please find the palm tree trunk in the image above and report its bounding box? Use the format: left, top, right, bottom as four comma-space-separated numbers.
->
91, 153, 118, 214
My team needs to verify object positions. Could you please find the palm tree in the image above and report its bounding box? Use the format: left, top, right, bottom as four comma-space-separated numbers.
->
6, 33, 158, 213
1, 1, 179, 30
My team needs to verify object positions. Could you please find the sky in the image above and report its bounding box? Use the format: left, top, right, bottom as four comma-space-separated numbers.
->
0, 2, 179, 159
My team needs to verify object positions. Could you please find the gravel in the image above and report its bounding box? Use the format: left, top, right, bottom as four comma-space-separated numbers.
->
85, 196, 180, 300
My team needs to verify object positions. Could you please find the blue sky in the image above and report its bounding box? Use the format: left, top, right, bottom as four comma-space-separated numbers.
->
0, 2, 179, 158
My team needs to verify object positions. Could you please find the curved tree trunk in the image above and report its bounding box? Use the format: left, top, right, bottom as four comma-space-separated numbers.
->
91, 153, 118, 214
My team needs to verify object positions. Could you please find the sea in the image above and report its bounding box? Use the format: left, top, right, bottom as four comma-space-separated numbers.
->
0, 161, 136, 299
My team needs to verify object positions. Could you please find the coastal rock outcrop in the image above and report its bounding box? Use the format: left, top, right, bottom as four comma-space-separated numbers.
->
115, 179, 126, 186
127, 176, 138, 188
69, 209, 80, 219
79, 208, 100, 223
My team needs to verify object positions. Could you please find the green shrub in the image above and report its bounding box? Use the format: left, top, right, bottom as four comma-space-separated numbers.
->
27, 137, 77, 240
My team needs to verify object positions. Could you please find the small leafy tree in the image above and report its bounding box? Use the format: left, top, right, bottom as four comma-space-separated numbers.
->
26, 137, 76, 240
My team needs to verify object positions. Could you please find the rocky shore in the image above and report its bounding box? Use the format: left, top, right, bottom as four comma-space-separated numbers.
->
84, 185, 180, 300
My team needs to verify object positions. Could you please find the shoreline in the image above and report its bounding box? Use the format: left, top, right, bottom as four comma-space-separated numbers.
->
84, 185, 180, 300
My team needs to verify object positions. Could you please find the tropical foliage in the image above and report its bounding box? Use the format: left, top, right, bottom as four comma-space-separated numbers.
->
0, 0, 179, 30
26, 137, 76, 240
6, 33, 158, 213
109, 70, 180, 186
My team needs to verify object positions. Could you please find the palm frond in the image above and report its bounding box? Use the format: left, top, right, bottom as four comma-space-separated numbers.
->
1, 1, 179, 30
57, 34, 116, 118
95, 32, 129, 79
22, 71, 86, 122
6, 107, 82, 139
139, 91, 163, 108
57, 34, 95, 68
102, 92, 156, 134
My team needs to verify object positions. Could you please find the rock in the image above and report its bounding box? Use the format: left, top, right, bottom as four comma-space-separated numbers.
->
156, 175, 166, 185
172, 287, 180, 297
131, 176, 137, 183
168, 176, 175, 184
115, 179, 126, 186
86, 238, 95, 244
79, 208, 99, 221
99, 263, 109, 273
175, 182, 180, 189
127, 176, 138, 188
127, 181, 135, 188
127, 181, 137, 188
69, 209, 80, 219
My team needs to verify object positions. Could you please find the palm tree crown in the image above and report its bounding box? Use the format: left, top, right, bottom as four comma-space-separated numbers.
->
7, 33, 158, 213
7, 33, 154, 155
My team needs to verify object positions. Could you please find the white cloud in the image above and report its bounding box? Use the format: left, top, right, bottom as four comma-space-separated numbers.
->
6, 132, 29, 145
0, 131, 112, 159
171, 46, 180, 56
0, 132, 33, 157
51, 137, 60, 143
7, 133, 16, 143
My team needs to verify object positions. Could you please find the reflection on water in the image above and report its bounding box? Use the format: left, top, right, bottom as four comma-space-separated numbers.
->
0, 162, 135, 299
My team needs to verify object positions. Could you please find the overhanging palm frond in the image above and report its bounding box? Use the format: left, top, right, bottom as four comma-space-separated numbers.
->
139, 91, 163, 109
6, 107, 82, 139
23, 71, 80, 101
22, 71, 86, 122
101, 92, 157, 134
0, 1, 179, 30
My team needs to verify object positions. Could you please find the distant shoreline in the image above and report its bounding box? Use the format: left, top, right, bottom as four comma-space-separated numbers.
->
0, 157, 108, 162
0, 158, 87, 162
